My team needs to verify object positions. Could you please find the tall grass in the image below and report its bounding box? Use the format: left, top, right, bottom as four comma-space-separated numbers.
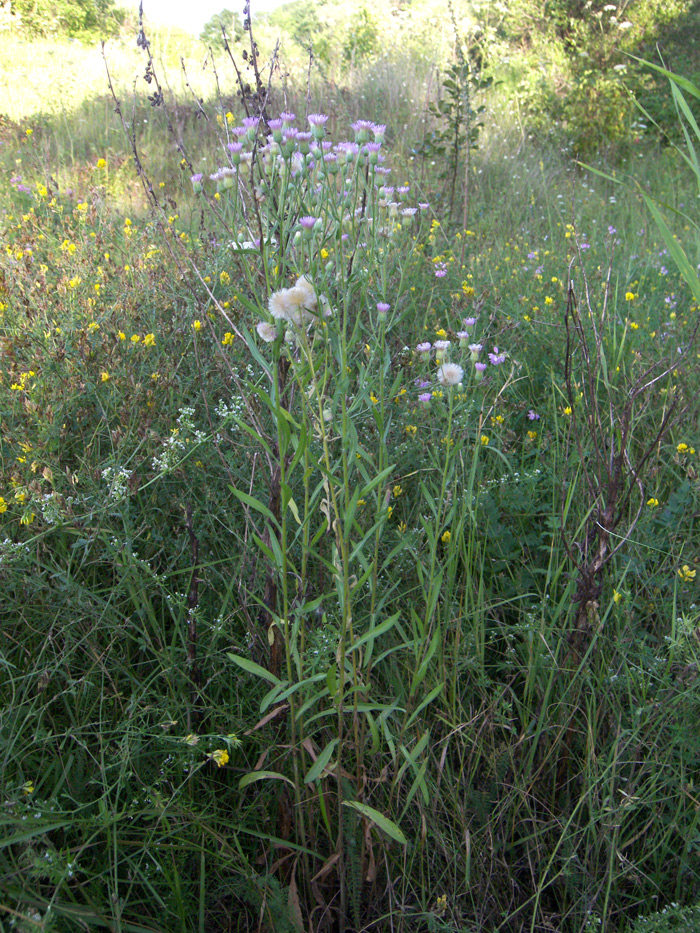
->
1, 14, 700, 933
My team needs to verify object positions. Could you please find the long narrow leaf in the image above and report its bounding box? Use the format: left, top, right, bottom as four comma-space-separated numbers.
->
342, 801, 407, 845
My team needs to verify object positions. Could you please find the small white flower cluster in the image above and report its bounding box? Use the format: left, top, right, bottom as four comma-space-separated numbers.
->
214, 395, 246, 420
39, 493, 62, 524
151, 407, 202, 473
102, 465, 133, 500
0, 537, 31, 567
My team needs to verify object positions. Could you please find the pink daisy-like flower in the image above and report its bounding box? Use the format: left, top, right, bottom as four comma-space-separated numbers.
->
351, 119, 374, 142
434, 340, 451, 362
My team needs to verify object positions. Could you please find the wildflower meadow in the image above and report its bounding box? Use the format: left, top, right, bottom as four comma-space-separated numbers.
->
1, 2, 700, 931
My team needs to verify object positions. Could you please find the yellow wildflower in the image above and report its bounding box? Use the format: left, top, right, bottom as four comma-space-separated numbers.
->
143, 333, 156, 347
678, 565, 696, 582
441, 530, 451, 544
193, 320, 202, 332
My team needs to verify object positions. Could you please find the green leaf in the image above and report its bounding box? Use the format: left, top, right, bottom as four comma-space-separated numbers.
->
304, 739, 339, 783
627, 56, 700, 101
229, 486, 279, 528
359, 463, 397, 500
0, 821, 71, 849
251, 533, 275, 562
406, 681, 445, 728
640, 194, 700, 305
239, 770, 295, 790
342, 801, 407, 845
287, 495, 302, 526
227, 653, 282, 686
347, 612, 401, 655
326, 663, 338, 698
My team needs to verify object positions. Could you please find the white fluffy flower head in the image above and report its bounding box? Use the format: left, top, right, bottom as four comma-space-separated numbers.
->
437, 363, 464, 387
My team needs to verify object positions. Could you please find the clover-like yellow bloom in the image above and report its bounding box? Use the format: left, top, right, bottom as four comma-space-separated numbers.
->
678, 565, 697, 582
209, 748, 229, 767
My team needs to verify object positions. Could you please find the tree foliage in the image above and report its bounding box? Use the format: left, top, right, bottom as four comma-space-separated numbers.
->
4, 0, 126, 40
199, 8, 243, 49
